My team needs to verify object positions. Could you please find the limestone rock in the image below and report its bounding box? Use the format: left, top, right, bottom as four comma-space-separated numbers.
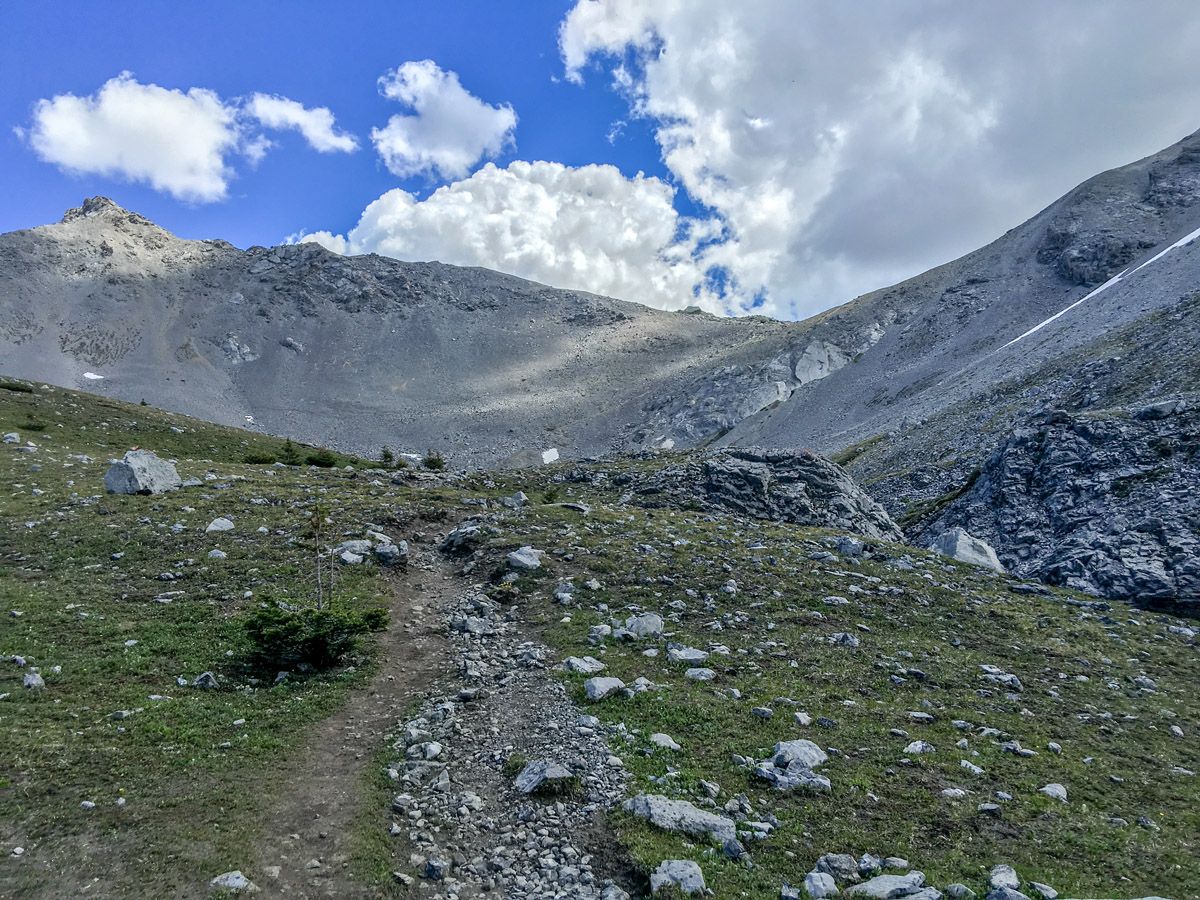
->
650, 860, 706, 895
622, 794, 737, 843
104, 450, 182, 495
930, 527, 1005, 573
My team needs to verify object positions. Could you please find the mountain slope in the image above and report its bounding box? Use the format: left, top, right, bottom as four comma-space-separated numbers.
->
728, 128, 1200, 455
3, 132, 1199, 474
1, 198, 875, 467
3, 381, 1197, 898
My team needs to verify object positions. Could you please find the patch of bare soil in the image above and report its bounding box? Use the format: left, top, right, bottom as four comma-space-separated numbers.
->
254, 550, 455, 898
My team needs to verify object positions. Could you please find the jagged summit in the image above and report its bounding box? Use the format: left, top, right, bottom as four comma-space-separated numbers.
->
59, 195, 155, 228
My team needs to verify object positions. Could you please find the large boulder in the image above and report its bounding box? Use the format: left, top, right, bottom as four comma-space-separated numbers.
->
104, 450, 182, 495
608, 447, 902, 541
650, 860, 706, 895
930, 527, 1005, 572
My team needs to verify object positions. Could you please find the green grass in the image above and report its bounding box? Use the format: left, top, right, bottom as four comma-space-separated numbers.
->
0, 382, 400, 895
486, 498, 1200, 898
3, 380, 1197, 899
897, 468, 981, 530
828, 433, 885, 468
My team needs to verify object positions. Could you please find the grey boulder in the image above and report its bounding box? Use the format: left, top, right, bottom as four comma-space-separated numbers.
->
931, 527, 1004, 572
623, 794, 737, 844
513, 759, 574, 794
845, 872, 926, 898
104, 449, 182, 495
650, 860, 706, 895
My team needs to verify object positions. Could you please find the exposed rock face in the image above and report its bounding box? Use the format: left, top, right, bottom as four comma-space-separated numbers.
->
103, 449, 182, 495
922, 404, 1199, 609
620, 448, 903, 541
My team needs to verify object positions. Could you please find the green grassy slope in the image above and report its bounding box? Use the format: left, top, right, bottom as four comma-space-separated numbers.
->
2, 380, 1196, 898
0, 380, 400, 895
472, 492, 1200, 897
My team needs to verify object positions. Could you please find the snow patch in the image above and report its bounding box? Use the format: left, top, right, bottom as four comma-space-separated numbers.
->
82, 372, 105, 380
541, 448, 560, 465
1002, 223, 1200, 350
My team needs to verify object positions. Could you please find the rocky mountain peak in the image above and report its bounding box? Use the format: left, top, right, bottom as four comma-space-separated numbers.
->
58, 196, 161, 235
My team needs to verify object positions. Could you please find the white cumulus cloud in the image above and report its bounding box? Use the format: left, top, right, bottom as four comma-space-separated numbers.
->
246, 94, 358, 153
24, 73, 357, 202
559, 0, 1200, 318
299, 160, 721, 310
370, 60, 517, 179
26, 72, 242, 202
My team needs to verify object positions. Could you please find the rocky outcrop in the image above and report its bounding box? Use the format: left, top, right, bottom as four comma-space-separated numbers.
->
589, 448, 903, 541
922, 403, 1199, 609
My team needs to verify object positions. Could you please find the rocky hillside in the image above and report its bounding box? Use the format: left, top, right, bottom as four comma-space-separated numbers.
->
735, 128, 1200, 457
917, 402, 1198, 609
1, 131, 1198, 612
2, 381, 1197, 899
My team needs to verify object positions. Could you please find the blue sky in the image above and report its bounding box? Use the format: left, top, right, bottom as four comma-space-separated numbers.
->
1, 1, 667, 244
4, 2, 1199, 319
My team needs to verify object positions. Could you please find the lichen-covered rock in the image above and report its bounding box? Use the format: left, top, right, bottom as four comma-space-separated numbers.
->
104, 449, 182, 495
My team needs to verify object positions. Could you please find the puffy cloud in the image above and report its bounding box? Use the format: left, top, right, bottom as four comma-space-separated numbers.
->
24, 73, 356, 202
559, 1, 1200, 318
299, 160, 721, 310
246, 94, 358, 153
26, 72, 242, 202
370, 60, 517, 179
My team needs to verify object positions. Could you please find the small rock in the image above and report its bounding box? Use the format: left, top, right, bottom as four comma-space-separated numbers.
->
650, 860, 706, 895
209, 870, 257, 893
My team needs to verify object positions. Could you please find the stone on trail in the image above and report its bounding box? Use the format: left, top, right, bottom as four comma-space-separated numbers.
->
374, 541, 408, 565
623, 794, 737, 843
104, 449, 182, 495
930, 527, 1004, 572
650, 859, 706, 895
513, 759, 574, 794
